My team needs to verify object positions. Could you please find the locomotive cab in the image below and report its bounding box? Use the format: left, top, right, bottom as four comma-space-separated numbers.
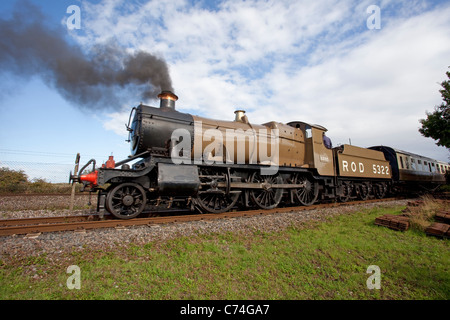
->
287, 121, 334, 176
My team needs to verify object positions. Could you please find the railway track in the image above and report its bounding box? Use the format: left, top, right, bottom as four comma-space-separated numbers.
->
0, 197, 402, 237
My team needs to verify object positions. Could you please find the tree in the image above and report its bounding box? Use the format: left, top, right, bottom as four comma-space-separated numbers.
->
419, 67, 450, 149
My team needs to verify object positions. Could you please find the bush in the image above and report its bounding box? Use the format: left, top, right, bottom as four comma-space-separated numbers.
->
0, 167, 76, 194
28, 178, 55, 194
0, 167, 28, 193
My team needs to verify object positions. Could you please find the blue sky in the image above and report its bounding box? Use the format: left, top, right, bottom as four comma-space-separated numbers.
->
0, 0, 449, 182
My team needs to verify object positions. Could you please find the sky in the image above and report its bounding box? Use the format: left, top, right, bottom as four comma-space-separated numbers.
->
0, 0, 449, 182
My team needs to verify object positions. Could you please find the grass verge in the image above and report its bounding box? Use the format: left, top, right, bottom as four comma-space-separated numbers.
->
1, 204, 449, 299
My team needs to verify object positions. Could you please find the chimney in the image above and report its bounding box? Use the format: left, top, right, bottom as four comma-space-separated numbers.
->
158, 91, 178, 110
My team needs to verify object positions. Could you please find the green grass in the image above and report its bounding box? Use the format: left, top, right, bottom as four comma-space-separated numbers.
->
1, 205, 449, 299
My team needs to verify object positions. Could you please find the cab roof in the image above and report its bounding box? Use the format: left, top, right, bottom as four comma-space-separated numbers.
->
287, 121, 328, 132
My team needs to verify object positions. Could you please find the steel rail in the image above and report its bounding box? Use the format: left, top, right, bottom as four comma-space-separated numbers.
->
0, 197, 400, 236
0, 215, 99, 227
0, 193, 91, 197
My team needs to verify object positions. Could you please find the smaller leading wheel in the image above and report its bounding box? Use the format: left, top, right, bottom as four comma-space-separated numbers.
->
106, 183, 147, 219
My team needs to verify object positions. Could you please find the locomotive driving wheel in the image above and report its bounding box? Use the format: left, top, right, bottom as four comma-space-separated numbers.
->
105, 183, 147, 219
196, 168, 239, 213
291, 173, 319, 206
249, 172, 284, 209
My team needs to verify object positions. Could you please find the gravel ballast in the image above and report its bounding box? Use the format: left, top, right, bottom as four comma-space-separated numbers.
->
0, 194, 409, 262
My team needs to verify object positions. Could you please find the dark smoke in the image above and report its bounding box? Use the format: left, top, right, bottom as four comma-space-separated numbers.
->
0, 2, 173, 109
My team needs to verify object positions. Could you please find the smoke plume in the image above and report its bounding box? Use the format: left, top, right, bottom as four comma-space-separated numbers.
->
0, 2, 173, 109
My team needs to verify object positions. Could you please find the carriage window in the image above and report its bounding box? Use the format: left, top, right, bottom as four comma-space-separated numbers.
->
400, 156, 404, 169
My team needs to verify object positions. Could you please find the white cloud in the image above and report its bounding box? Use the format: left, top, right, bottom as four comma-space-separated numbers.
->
78, 0, 450, 161
101, 110, 130, 137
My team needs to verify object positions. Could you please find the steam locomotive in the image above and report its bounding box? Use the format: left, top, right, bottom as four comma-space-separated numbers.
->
70, 91, 449, 219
